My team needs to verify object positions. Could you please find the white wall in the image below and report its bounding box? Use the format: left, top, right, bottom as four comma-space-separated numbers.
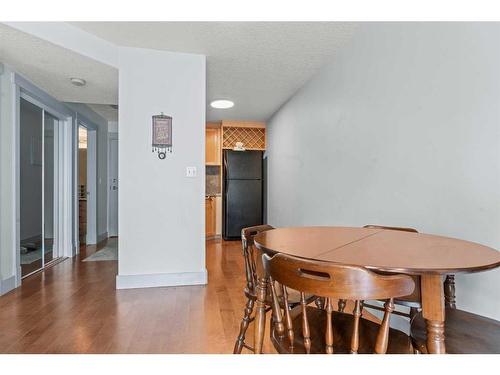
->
0, 64, 17, 293
267, 23, 500, 320
116, 47, 206, 289
108, 121, 118, 133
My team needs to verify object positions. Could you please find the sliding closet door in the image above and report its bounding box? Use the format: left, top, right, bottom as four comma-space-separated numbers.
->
44, 112, 57, 265
20, 98, 63, 278
20, 98, 43, 277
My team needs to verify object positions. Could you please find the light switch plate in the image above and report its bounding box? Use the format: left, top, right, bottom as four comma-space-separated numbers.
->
186, 166, 197, 178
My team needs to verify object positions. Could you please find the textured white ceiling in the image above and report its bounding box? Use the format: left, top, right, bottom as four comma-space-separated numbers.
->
0, 24, 118, 105
71, 22, 358, 121
1, 22, 357, 122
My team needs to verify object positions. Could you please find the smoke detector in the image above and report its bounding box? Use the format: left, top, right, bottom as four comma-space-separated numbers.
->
70, 77, 86, 87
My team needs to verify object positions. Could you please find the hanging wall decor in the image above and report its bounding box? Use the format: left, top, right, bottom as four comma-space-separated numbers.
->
152, 112, 172, 159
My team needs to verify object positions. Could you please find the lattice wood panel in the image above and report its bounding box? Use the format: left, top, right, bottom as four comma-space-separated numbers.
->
222, 127, 266, 150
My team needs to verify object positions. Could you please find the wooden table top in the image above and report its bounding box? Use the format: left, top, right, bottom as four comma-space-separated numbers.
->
254, 226, 500, 275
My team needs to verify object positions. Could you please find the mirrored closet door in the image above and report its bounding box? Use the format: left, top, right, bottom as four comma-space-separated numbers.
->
19, 97, 62, 278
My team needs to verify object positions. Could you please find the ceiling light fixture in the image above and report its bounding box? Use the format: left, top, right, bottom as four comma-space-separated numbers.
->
70, 77, 86, 87
210, 99, 234, 109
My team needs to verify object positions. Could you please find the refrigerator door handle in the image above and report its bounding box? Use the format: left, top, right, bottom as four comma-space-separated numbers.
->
223, 152, 228, 194
223, 153, 228, 178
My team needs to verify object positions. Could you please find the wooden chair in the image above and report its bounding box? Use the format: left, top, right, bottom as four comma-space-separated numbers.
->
361, 225, 498, 354
233, 225, 315, 353
362, 225, 456, 320
263, 253, 416, 354
362, 225, 422, 320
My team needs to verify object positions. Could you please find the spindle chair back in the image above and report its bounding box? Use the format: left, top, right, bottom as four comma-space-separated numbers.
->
263, 253, 415, 354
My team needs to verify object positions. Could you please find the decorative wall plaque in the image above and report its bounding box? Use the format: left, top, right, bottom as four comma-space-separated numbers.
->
152, 113, 172, 159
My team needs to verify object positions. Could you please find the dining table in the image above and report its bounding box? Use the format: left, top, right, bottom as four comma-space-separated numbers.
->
252, 226, 500, 354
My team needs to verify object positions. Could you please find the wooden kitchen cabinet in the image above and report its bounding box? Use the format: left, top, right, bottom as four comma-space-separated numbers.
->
205, 128, 221, 165
205, 196, 216, 238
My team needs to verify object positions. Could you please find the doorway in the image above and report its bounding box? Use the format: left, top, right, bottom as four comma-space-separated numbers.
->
78, 123, 97, 245
78, 126, 88, 244
19, 98, 63, 277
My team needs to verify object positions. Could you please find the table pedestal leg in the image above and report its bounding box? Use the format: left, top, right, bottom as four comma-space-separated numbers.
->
425, 320, 445, 354
254, 276, 268, 354
421, 274, 446, 354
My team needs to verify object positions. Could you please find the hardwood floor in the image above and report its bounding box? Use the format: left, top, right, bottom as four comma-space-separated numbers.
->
0, 239, 278, 353
0, 238, 377, 354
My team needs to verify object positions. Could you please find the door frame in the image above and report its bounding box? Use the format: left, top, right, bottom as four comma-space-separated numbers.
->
14, 74, 74, 284
77, 120, 97, 246
107, 132, 119, 237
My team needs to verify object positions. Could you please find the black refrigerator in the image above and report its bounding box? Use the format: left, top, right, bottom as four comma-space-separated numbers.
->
223, 150, 263, 240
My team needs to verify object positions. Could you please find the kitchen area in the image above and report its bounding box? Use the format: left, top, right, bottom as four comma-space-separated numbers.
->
205, 121, 266, 240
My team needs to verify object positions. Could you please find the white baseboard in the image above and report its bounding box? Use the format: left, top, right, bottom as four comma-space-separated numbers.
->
0, 275, 17, 295
116, 270, 208, 290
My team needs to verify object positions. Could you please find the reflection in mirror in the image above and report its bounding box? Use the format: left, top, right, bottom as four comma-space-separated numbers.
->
44, 111, 57, 265
19, 98, 43, 277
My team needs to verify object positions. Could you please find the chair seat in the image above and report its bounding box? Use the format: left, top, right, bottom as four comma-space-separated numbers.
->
410, 307, 500, 354
271, 306, 412, 354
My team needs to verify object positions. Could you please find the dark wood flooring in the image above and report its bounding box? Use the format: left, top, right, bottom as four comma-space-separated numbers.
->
0, 238, 374, 354
0, 239, 279, 353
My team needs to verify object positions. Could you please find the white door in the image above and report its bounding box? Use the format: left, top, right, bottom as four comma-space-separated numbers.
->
108, 138, 118, 237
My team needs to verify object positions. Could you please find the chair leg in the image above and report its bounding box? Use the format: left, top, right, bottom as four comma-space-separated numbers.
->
314, 297, 325, 310
269, 279, 285, 337
233, 297, 255, 354
444, 275, 456, 309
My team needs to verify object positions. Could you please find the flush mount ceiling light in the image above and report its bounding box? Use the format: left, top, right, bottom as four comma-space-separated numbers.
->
210, 99, 234, 109
70, 77, 86, 87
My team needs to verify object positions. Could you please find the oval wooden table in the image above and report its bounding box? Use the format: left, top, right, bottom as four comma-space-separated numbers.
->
253, 226, 500, 354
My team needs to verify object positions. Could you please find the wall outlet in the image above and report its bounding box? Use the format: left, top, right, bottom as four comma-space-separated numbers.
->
186, 166, 197, 178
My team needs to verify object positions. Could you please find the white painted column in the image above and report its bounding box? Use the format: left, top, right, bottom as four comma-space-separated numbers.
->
116, 47, 206, 289
0, 64, 20, 293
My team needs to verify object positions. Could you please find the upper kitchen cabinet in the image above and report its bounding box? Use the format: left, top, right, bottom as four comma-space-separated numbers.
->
205, 126, 221, 165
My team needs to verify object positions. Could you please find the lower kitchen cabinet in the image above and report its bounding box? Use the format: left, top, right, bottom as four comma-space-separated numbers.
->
205, 196, 216, 238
